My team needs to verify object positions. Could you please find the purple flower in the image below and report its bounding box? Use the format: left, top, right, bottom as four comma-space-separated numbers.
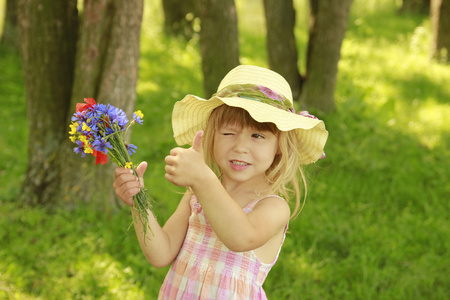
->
73, 140, 86, 157
133, 112, 144, 125
106, 105, 128, 128
126, 144, 137, 156
92, 139, 113, 154
71, 111, 88, 123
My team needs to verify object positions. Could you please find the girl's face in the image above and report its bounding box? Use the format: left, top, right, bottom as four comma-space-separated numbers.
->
213, 123, 279, 189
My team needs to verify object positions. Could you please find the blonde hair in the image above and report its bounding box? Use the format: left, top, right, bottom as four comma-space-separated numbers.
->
202, 105, 307, 219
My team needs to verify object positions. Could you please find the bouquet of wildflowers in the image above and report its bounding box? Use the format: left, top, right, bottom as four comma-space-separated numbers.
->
69, 98, 153, 237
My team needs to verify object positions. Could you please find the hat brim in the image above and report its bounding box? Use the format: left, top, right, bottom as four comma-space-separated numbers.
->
172, 94, 329, 164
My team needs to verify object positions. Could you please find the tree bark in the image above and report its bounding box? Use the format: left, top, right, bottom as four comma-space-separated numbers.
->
263, 0, 303, 101
431, 0, 450, 63
399, 0, 430, 14
198, 0, 240, 97
17, 0, 78, 205
17, 0, 143, 206
302, 0, 353, 113
162, 0, 196, 39
59, 0, 144, 207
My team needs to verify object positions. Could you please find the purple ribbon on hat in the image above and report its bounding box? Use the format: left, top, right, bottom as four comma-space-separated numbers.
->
214, 84, 295, 113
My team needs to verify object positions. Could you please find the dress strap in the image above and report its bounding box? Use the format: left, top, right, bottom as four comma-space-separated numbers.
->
245, 195, 284, 210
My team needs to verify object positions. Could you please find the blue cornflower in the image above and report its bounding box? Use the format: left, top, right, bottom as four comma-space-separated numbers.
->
73, 140, 86, 157
101, 105, 125, 129
71, 111, 87, 123
88, 121, 99, 133
92, 139, 113, 154
126, 144, 137, 156
133, 111, 144, 125
106, 105, 118, 119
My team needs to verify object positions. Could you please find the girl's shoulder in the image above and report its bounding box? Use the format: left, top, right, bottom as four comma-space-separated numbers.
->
245, 194, 285, 210
244, 195, 290, 224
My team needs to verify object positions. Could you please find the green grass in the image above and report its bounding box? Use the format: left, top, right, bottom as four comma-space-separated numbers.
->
1, 0, 449, 299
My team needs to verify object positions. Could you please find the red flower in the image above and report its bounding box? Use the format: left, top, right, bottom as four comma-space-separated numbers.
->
93, 150, 108, 165
76, 98, 97, 113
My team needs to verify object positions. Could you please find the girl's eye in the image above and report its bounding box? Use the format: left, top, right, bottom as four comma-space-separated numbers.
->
252, 133, 264, 139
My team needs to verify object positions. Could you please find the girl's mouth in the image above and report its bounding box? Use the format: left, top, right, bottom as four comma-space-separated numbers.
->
230, 160, 250, 171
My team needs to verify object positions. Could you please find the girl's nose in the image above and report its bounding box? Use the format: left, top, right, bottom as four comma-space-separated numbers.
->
233, 135, 250, 153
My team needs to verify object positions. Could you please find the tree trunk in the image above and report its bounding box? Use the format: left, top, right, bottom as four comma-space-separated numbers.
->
59, 0, 144, 207
399, 0, 430, 14
17, 0, 78, 205
162, 0, 196, 39
430, 0, 450, 63
263, 0, 303, 101
17, 0, 143, 206
198, 0, 240, 97
302, 0, 353, 113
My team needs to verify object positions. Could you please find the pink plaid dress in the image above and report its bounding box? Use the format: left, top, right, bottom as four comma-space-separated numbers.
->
158, 195, 287, 299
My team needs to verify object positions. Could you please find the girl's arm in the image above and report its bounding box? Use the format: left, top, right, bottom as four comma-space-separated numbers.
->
114, 163, 190, 268
191, 172, 290, 253
132, 191, 191, 267
165, 132, 290, 253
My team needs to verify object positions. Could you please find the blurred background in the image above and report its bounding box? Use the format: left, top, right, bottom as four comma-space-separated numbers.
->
0, 0, 449, 298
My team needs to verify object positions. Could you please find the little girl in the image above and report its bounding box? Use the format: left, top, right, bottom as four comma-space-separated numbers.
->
113, 65, 328, 299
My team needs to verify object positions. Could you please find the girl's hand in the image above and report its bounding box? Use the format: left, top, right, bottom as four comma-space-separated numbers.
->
165, 130, 211, 187
113, 162, 147, 206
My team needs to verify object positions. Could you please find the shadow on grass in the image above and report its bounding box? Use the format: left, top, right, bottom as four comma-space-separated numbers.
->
0, 202, 166, 298
382, 69, 450, 105
347, 4, 427, 44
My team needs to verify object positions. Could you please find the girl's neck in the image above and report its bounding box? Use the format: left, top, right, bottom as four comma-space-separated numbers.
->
222, 179, 275, 208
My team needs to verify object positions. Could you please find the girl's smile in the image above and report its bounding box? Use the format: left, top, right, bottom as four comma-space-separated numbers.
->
230, 160, 251, 171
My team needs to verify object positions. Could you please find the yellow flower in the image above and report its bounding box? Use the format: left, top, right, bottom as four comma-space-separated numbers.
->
69, 136, 77, 143
69, 122, 78, 135
82, 122, 91, 132
125, 162, 133, 169
79, 135, 88, 144
134, 110, 144, 119
84, 145, 93, 154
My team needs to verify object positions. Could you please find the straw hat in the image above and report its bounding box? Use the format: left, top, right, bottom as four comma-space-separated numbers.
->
172, 65, 328, 164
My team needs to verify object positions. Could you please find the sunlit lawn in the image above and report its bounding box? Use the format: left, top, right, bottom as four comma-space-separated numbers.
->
0, 0, 449, 299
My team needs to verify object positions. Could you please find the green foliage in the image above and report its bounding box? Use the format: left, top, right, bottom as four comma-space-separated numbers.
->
0, 0, 449, 299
